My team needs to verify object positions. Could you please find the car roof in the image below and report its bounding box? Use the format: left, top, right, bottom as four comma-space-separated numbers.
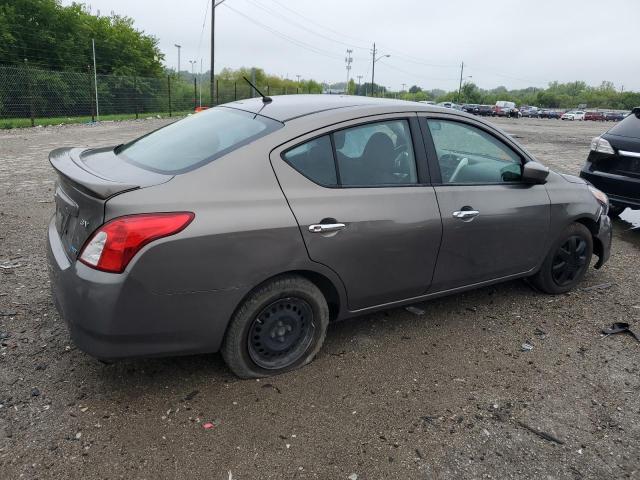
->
222, 94, 443, 122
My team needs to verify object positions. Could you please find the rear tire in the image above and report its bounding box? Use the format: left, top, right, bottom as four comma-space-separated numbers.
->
221, 275, 329, 378
530, 223, 593, 294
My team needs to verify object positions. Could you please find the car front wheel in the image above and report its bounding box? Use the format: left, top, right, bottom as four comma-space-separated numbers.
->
221, 275, 329, 378
530, 223, 593, 294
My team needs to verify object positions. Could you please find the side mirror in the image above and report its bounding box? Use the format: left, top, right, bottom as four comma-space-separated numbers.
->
522, 161, 549, 184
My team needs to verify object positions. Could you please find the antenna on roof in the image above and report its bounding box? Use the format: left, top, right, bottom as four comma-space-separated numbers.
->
243, 76, 272, 104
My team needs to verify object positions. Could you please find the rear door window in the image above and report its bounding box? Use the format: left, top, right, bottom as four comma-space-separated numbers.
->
282, 119, 419, 187
117, 107, 282, 174
608, 112, 640, 139
334, 120, 418, 186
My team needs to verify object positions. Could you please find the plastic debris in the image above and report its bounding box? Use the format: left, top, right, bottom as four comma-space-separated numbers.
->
602, 322, 640, 343
405, 306, 425, 316
583, 282, 613, 291
202, 422, 215, 430
348, 474, 358, 480
521, 341, 534, 352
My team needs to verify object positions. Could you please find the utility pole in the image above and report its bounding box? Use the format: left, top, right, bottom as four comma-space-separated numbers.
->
371, 43, 376, 97
296, 74, 301, 84
402, 83, 406, 92
211, 0, 228, 106
371, 43, 390, 97
92, 38, 99, 121
457, 61, 464, 103
345, 49, 353, 94
174, 44, 182, 74
199, 58, 203, 107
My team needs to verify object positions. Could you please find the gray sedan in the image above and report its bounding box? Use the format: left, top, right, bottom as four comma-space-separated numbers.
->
47, 95, 612, 378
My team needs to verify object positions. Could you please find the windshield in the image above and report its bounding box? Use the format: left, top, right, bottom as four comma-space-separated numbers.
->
116, 107, 282, 174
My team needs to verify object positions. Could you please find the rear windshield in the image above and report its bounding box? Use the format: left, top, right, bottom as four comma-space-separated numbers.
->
608, 112, 640, 139
116, 107, 282, 174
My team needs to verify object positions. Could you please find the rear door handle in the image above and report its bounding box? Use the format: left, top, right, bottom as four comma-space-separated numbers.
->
308, 223, 346, 233
452, 210, 480, 220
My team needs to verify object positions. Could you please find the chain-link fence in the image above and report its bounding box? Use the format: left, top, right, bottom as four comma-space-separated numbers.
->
0, 64, 321, 128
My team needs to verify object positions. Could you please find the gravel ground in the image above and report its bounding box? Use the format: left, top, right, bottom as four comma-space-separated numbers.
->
0, 116, 639, 480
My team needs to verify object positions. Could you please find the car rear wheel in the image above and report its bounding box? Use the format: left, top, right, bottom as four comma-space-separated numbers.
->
530, 223, 593, 294
221, 275, 329, 378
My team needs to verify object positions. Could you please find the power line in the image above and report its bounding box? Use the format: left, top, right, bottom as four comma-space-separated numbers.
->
221, 3, 345, 61
241, 0, 368, 51
266, 0, 371, 47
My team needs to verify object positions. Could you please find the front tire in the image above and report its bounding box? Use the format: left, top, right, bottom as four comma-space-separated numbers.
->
530, 223, 593, 294
221, 275, 329, 378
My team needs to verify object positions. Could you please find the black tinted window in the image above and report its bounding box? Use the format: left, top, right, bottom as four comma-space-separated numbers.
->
428, 120, 522, 184
608, 112, 640, 139
334, 120, 418, 186
283, 136, 337, 186
117, 108, 282, 174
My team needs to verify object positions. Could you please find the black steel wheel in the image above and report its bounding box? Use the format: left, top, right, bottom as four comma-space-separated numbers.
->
247, 298, 315, 370
529, 223, 593, 294
551, 235, 589, 287
221, 275, 329, 378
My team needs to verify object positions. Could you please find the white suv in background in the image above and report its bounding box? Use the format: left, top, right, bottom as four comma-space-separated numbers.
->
562, 111, 586, 121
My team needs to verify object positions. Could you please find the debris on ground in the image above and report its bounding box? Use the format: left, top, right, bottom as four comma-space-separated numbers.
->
534, 327, 547, 339
583, 282, 613, 291
602, 323, 640, 343
202, 422, 215, 430
183, 390, 199, 401
0, 261, 22, 269
521, 341, 534, 352
516, 421, 564, 444
405, 306, 425, 316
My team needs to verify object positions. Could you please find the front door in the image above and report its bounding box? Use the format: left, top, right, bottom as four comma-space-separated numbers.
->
420, 116, 550, 291
271, 116, 442, 311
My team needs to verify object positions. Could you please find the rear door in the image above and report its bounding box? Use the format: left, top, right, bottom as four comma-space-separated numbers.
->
270, 114, 442, 311
419, 114, 550, 291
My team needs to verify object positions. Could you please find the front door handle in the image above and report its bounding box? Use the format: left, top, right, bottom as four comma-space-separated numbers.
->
308, 223, 346, 233
452, 210, 480, 220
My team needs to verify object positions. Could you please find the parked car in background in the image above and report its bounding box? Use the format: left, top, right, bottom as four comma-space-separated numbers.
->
584, 112, 605, 121
604, 112, 626, 122
580, 107, 640, 217
46, 95, 612, 378
521, 107, 540, 118
561, 111, 586, 121
418, 100, 436, 105
437, 101, 458, 109
476, 105, 494, 116
493, 101, 516, 117
462, 104, 480, 115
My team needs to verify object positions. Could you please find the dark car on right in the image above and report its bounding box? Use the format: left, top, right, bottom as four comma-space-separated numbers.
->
580, 107, 640, 217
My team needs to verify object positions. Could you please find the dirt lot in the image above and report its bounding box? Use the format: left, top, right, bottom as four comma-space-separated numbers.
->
0, 116, 639, 480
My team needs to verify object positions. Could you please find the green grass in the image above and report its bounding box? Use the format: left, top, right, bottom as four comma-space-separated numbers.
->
0, 111, 191, 129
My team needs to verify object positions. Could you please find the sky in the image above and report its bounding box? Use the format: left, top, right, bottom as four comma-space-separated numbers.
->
62, 0, 640, 92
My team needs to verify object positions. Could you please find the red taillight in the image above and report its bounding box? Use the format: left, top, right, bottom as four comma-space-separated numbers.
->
78, 212, 194, 273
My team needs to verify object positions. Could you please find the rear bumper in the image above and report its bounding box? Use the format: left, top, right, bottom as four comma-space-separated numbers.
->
580, 166, 640, 209
46, 216, 240, 360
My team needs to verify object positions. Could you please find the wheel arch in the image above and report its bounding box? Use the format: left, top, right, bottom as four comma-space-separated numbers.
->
574, 216, 604, 263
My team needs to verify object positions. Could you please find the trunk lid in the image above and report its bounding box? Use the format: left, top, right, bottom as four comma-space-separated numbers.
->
49, 147, 173, 258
